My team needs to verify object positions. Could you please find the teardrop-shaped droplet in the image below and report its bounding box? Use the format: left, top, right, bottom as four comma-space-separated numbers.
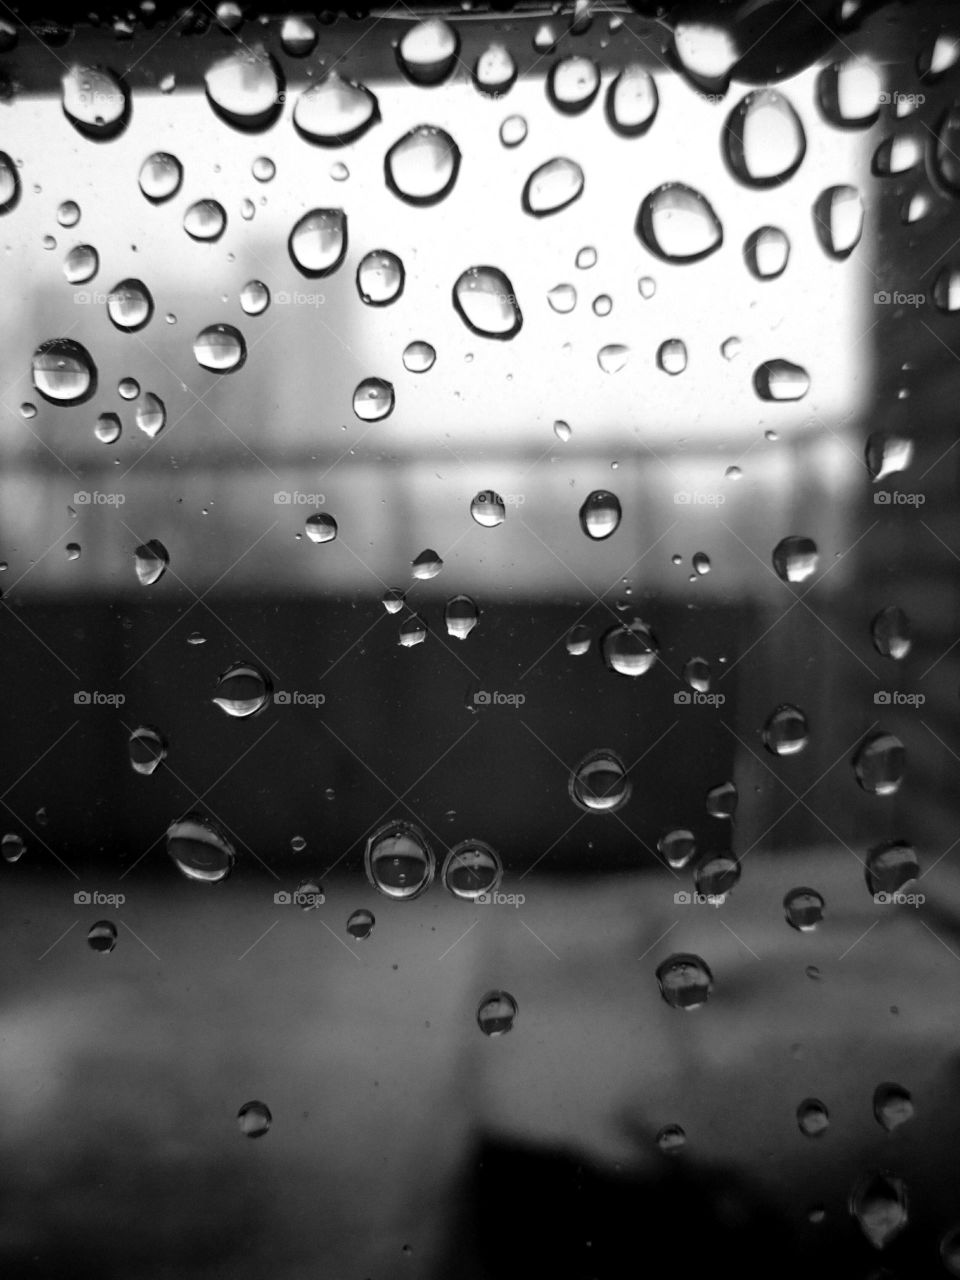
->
134, 539, 169, 586
755, 360, 810, 401
441, 839, 502, 899
849, 1172, 908, 1249
477, 990, 518, 1036
547, 282, 577, 313
865, 840, 918, 894
597, 343, 630, 373
657, 953, 713, 1010
403, 340, 436, 373
129, 725, 167, 776
569, 748, 631, 813
724, 89, 806, 187
399, 615, 428, 647
818, 60, 881, 128
386, 126, 461, 205
853, 732, 905, 796
204, 46, 283, 131
548, 55, 600, 113
87, 920, 118, 952
107, 278, 153, 332
474, 43, 516, 95
565, 624, 591, 656
135, 392, 165, 439
602, 619, 658, 676
212, 661, 272, 718
872, 134, 922, 176
453, 266, 522, 339
901, 190, 933, 225
445, 595, 479, 640
365, 819, 434, 899
305, 513, 337, 544
866, 432, 913, 481
637, 183, 723, 263
657, 339, 687, 375
797, 1097, 830, 1137
357, 250, 405, 305
499, 114, 528, 147
167, 811, 236, 883
772, 535, 818, 583
240, 280, 270, 316
292, 71, 379, 146
138, 151, 182, 203
397, 18, 459, 85
522, 157, 584, 216
193, 324, 246, 372
346, 908, 375, 940
744, 226, 790, 279
763, 704, 809, 756
64, 243, 99, 284
288, 209, 347, 277
183, 199, 226, 242
871, 606, 911, 660
873, 1083, 914, 1132
353, 377, 394, 422
919, 33, 960, 81
237, 1100, 271, 1137
813, 185, 863, 259
411, 548, 442, 580
0, 151, 19, 213
784, 886, 824, 930
658, 829, 696, 869
605, 63, 658, 136
554, 419, 572, 442
61, 64, 129, 138
579, 489, 621, 540
32, 338, 96, 405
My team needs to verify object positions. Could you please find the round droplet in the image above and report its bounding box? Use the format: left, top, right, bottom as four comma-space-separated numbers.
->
402, 340, 435, 373
638, 276, 656, 300
477, 990, 518, 1036
865, 841, 918, 895
565, 624, 591, 656
128, 725, 167, 776
453, 266, 522, 340
441, 839, 502, 899
1, 833, 25, 863
138, 151, 182, 203
445, 595, 479, 640
353, 377, 394, 422
602, 619, 657, 676
818, 60, 881, 128
813, 185, 863, 259
57, 200, 81, 228
305, 513, 338, 544
784, 887, 824, 931
292, 71, 379, 146
522, 157, 584, 216
474, 43, 516, 95
854, 733, 905, 797
240, 279, 270, 316
364, 819, 434, 900
399, 615, 428, 647
87, 920, 117, 953
657, 954, 713, 1010
754, 359, 810, 402
204, 46, 282, 131
280, 14, 316, 57
386, 126, 461, 205
547, 282, 577, 313
656, 1124, 686, 1153
763, 704, 809, 756
744, 226, 790, 280
61, 64, 129, 138
32, 338, 96, 405
724, 89, 806, 187
849, 1172, 908, 1249
579, 489, 621, 540
42, 235, 57, 252
194, 324, 246, 373
357, 249, 405, 306
107, 278, 153, 331
772, 535, 818, 583
694, 851, 741, 896
672, 19, 738, 90
183, 199, 226, 242
592, 295, 612, 317
658, 829, 696, 870
499, 114, 527, 147
871, 606, 911, 660
252, 155, 275, 182
236, 1100, 271, 1137
548, 55, 600, 114
118, 377, 139, 401
397, 18, 459, 85
575, 246, 597, 270
569, 748, 631, 813
0, 152, 19, 213
168, 812, 236, 883
347, 908, 375, 940
213, 661, 272, 718
637, 183, 723, 263
873, 1083, 913, 1132
797, 1098, 829, 1137
657, 339, 687, 375
288, 208, 347, 277
64, 243, 99, 283
706, 781, 737, 818
606, 63, 658, 136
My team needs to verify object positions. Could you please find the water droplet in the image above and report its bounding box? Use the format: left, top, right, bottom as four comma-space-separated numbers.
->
382, 588, 405, 614
183, 198, 227, 242
347, 908, 375, 940
784, 887, 824, 931
187, 632, 205, 646
240, 279, 270, 316
659, 829, 696, 869
57, 200, 80, 227
944, 1227, 960, 1277
683, 656, 711, 691
216, 2, 243, 31
579, 489, 621, 540
42, 234, 57, 252
744, 226, 790, 279
813, 185, 863, 259
592, 294, 612, 317
168, 812, 236, 883
606, 63, 658, 136
597, 343, 630, 373
565, 624, 591, 656
204, 46, 282, 131
453, 266, 522, 339
657, 339, 687, 376
569, 748, 631, 812
554, 419, 572, 442
919, 33, 960, 81
602, 619, 657, 676
474, 43, 516, 95
304, 513, 337, 544
411, 549, 442, 581
280, 14, 317, 57
477, 990, 518, 1036
133, 538, 168, 586
724, 89, 806, 187
933, 265, 960, 313
213, 662, 272, 718
63, 243, 98, 284
445, 594, 479, 639
402, 340, 435, 374
193, 324, 246, 372
547, 282, 577, 313
118, 376, 139, 401
637, 183, 723, 263
87, 920, 117, 953
159, 73, 176, 94
296, 878, 324, 911
754, 359, 810, 401
65, 542, 81, 561
499, 114, 527, 147
849, 1172, 908, 1249
763, 704, 809, 755
871, 606, 910, 660
575, 245, 597, 269
61, 64, 129, 138
656, 1124, 686, 1153
818, 60, 881, 128
771, 535, 818, 584
293, 71, 379, 146
720, 337, 741, 362
357, 250, 404, 306
548, 56, 600, 114
138, 151, 182, 203
397, 18, 459, 85
657, 953, 713, 1010
533, 23, 557, 54
386, 126, 461, 205
872, 133, 922, 177
797, 1097, 829, 1137
107, 278, 153, 331
866, 433, 913, 481
522, 157, 584, 216
854, 733, 905, 797
365, 820, 434, 899
873, 1083, 913, 1132
252, 155, 275, 182
129, 725, 167, 776
706, 781, 737, 818
399, 615, 428, 647
1, 832, 24, 863
353, 377, 394, 422
441, 839, 502, 899
290, 835, 307, 853
865, 841, 918, 894
32, 338, 96, 405
236, 1100, 271, 1137
0, 152, 19, 213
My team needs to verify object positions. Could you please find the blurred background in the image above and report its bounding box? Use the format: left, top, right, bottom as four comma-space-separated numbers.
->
0, 0, 959, 1276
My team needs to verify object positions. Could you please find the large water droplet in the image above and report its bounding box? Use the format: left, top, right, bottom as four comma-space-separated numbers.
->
293, 71, 379, 146
403, 340, 436, 373
385, 126, 461, 205
288, 209, 347, 277
724, 89, 806, 187
453, 266, 522, 339
672, 20, 738, 92
353, 377, 394, 422
763, 704, 809, 755
61, 64, 129, 138
754, 360, 810, 401
871, 606, 911, 660
357, 249, 404, 306
397, 18, 459, 85
849, 1172, 908, 1249
477, 990, 518, 1036
204, 46, 283, 131
107, 278, 153, 332
602, 619, 657, 676
579, 489, 621, 540
743, 226, 790, 279
167, 812, 236, 883
813, 185, 863, 259
548, 55, 600, 113
305, 513, 337, 544
865, 841, 918, 894
32, 338, 96, 404
365, 820, 434, 899
657, 954, 713, 1010
236, 1100, 271, 1137
784, 887, 824, 930
637, 183, 723, 263
569, 749, 631, 813
818, 60, 881, 128
445, 595, 479, 640
853, 732, 905, 796
193, 324, 246, 372
522, 157, 584, 216
183, 199, 226, 242
605, 64, 658, 136
129, 725, 167, 776
442, 839, 502, 899
138, 151, 182, 203
873, 1083, 914, 1132
213, 661, 272, 718
64, 243, 99, 284
772, 535, 818, 583
474, 43, 516, 95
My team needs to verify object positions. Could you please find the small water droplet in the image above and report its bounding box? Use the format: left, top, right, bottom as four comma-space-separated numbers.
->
871, 606, 910, 660
656, 1124, 686, 1153
597, 343, 629, 373
569, 748, 631, 812
522, 157, 584, 216
57, 200, 80, 227
772, 536, 818, 583
138, 151, 182, 203
129, 725, 167, 775
499, 114, 527, 147
565, 624, 591, 656
289, 208, 347, 277
411, 548, 442, 580
357, 250, 404, 306
212, 661, 272, 718
706, 781, 737, 818
602, 619, 657, 676
386, 125, 461, 205
64, 243, 99, 284
849, 1172, 908, 1249
657, 339, 687, 375
547, 282, 577, 313
293, 71, 379, 146
548, 55, 600, 113
353, 377, 394, 422
606, 63, 657, 135
397, 18, 459, 85
724, 89, 806, 187
62, 64, 129, 138
813, 185, 863, 259
183, 199, 226, 242
659, 829, 696, 869
477, 989, 518, 1035
399, 615, 428, 647
193, 324, 246, 372
763, 704, 809, 755
453, 266, 522, 338
280, 14, 317, 57
866, 432, 913, 481
873, 1083, 914, 1132
107, 278, 153, 332
347, 908, 375, 940
204, 46, 282, 131
743, 225, 790, 279
305, 513, 337, 544
784, 887, 824, 930
365, 819, 434, 899
168, 812, 236, 883
118, 376, 139, 401
1, 833, 25, 863
236, 1100, 271, 1137
797, 1098, 829, 1137
445, 594, 479, 639
579, 489, 621, 540
657, 953, 713, 1010
865, 840, 918, 893
474, 43, 516, 95
87, 920, 118, 953
402, 340, 435, 373
240, 279, 270, 316
252, 155, 275, 182
134, 538, 168, 585
818, 60, 881, 128
32, 338, 96, 405
441, 839, 502, 899
854, 733, 904, 797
